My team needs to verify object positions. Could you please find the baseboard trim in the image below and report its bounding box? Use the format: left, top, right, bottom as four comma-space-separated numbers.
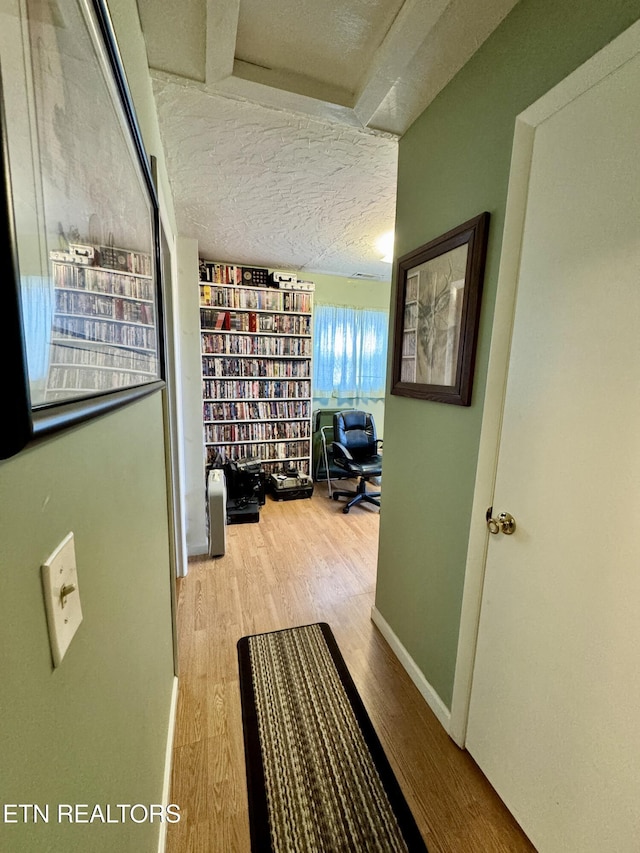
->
158, 676, 179, 853
370, 606, 453, 738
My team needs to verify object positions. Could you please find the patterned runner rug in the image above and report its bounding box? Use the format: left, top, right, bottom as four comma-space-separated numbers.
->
237, 622, 428, 852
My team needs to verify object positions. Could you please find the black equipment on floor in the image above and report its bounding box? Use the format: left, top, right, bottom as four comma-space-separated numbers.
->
224, 457, 264, 524
268, 470, 314, 501
226, 496, 260, 525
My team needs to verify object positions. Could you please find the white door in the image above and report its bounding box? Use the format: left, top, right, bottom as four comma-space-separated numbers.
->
466, 32, 640, 853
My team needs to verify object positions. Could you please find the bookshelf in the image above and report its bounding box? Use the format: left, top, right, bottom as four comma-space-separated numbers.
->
45, 246, 158, 401
200, 272, 314, 476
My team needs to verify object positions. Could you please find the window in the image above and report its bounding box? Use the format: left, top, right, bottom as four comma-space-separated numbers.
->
313, 305, 388, 397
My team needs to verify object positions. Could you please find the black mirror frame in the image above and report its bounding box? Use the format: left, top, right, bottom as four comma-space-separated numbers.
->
0, 0, 164, 461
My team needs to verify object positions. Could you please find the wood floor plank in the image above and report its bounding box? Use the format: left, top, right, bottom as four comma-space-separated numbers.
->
166, 482, 534, 852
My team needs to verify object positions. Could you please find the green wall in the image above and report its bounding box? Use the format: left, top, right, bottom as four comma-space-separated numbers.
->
0, 3, 178, 851
375, 0, 640, 709
310, 272, 391, 312
0, 397, 175, 853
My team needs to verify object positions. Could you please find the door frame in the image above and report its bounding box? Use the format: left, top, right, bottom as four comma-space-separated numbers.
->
448, 19, 640, 747
153, 174, 189, 676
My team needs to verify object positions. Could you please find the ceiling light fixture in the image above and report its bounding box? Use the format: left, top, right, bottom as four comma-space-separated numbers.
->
376, 231, 394, 263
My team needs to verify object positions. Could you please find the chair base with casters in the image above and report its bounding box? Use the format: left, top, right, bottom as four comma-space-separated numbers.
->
331, 410, 383, 514
332, 472, 381, 513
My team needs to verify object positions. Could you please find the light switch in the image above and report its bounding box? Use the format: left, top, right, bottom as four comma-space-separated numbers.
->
41, 532, 83, 667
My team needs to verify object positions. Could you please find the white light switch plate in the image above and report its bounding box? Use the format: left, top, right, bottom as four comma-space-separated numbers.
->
42, 532, 82, 667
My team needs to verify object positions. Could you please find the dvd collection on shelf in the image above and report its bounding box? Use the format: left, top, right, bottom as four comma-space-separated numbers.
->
52, 261, 154, 299
199, 261, 240, 284
45, 243, 157, 400
199, 261, 307, 289
202, 379, 311, 400
204, 420, 310, 443
45, 366, 150, 400
200, 309, 310, 335
200, 283, 312, 312
199, 260, 314, 476
53, 317, 155, 350
200, 332, 310, 357
55, 289, 153, 324
202, 400, 310, 421
212, 441, 310, 467
49, 342, 153, 372
202, 356, 310, 378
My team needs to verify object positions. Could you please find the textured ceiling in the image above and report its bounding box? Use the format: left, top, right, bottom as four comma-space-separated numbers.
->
152, 78, 398, 278
137, 0, 519, 280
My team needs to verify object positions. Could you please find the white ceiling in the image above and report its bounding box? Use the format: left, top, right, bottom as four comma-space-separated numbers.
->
136, 0, 518, 280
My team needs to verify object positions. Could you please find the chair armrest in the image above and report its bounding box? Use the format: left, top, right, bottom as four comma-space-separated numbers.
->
332, 441, 354, 462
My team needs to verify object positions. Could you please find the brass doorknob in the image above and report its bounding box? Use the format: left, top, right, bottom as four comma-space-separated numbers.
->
486, 508, 516, 535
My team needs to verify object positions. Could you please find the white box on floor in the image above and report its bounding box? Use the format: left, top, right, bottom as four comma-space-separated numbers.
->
207, 469, 227, 557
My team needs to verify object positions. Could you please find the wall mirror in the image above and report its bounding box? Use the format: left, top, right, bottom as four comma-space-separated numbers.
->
1, 0, 163, 460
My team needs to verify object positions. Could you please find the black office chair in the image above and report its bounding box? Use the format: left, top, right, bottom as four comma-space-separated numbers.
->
331, 410, 383, 513
311, 408, 354, 497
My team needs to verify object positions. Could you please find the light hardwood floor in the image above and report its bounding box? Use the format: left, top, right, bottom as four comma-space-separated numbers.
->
166, 482, 535, 853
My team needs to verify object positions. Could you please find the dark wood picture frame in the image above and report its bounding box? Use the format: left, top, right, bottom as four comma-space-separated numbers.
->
390, 212, 490, 406
0, 0, 164, 460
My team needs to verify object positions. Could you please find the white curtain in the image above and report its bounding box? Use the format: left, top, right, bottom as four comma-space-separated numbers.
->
21, 275, 54, 383
313, 304, 388, 398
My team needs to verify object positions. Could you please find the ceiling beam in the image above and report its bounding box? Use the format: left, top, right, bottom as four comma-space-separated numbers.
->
150, 68, 388, 134
231, 60, 354, 109
353, 0, 452, 127
206, 0, 240, 84
214, 70, 369, 130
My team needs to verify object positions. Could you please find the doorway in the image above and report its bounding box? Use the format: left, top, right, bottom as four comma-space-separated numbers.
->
452, 20, 640, 851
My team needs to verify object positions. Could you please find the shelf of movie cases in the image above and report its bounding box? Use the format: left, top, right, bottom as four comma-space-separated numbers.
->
46, 259, 157, 400
200, 281, 313, 474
